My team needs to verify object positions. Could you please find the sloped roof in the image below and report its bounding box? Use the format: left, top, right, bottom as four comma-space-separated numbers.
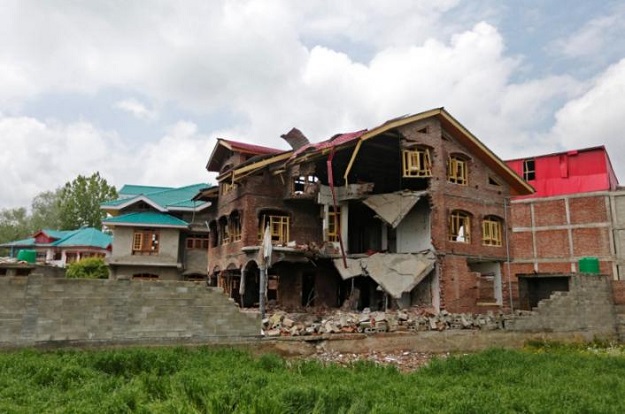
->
0, 228, 111, 249
53, 227, 112, 249
101, 183, 210, 213
119, 185, 174, 198
206, 138, 284, 172
102, 211, 189, 228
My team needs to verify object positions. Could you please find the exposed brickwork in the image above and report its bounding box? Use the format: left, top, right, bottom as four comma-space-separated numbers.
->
572, 227, 611, 257
533, 199, 567, 227
511, 232, 534, 257
569, 196, 608, 224
612, 281, 625, 305
535, 229, 569, 258
510, 203, 531, 228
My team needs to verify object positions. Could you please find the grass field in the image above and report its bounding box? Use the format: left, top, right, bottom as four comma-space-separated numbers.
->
1, 342, 625, 413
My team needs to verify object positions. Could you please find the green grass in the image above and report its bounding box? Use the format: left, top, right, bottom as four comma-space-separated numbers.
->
1, 342, 625, 413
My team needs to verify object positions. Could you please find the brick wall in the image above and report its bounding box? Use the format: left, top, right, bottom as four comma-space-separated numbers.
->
0, 276, 260, 348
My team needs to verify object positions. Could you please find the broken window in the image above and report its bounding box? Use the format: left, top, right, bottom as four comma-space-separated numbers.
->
220, 181, 237, 195
447, 154, 468, 185
523, 159, 535, 181
132, 229, 159, 255
482, 216, 503, 247
293, 175, 319, 194
229, 211, 242, 242
186, 233, 209, 249
258, 213, 290, 245
402, 148, 432, 177
327, 206, 341, 242
218, 216, 230, 245
449, 210, 471, 243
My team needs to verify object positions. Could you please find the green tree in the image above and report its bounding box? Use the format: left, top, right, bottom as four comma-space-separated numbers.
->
58, 172, 117, 230
0, 207, 31, 246
65, 257, 109, 279
30, 189, 62, 232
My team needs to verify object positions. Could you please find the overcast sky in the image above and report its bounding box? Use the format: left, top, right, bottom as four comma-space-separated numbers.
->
1, 0, 624, 209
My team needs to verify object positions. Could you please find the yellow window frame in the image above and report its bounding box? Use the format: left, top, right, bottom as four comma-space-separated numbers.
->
327, 206, 341, 242
449, 211, 471, 243
402, 148, 432, 177
447, 156, 468, 185
482, 218, 503, 247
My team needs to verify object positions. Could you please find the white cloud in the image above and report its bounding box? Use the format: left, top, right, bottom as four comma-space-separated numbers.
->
114, 99, 157, 121
547, 58, 625, 181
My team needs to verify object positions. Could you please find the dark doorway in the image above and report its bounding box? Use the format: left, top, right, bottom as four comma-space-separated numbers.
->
302, 271, 316, 307
518, 274, 570, 310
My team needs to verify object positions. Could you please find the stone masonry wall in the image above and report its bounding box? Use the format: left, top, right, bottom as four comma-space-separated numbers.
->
0, 276, 260, 348
506, 274, 617, 339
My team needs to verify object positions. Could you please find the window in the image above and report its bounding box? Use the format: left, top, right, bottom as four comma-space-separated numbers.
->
65, 252, 78, 263
449, 210, 471, 243
229, 211, 242, 242
259, 213, 290, 245
208, 221, 218, 248
186, 234, 209, 249
132, 229, 159, 255
220, 181, 237, 195
402, 148, 432, 177
327, 206, 341, 242
523, 159, 535, 181
482, 216, 503, 247
293, 175, 319, 194
218, 216, 230, 245
447, 155, 468, 185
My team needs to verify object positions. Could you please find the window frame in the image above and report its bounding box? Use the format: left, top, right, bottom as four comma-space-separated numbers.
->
186, 233, 209, 250
259, 213, 290, 245
402, 148, 432, 177
523, 159, 536, 181
482, 216, 503, 247
327, 206, 341, 242
448, 210, 471, 243
447, 155, 468, 185
132, 229, 160, 255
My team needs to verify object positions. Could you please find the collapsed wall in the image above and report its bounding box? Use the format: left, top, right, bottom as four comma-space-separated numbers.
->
0, 275, 260, 348
505, 274, 617, 340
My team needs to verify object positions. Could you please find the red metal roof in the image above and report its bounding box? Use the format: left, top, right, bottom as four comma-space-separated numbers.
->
220, 139, 282, 155
506, 146, 619, 198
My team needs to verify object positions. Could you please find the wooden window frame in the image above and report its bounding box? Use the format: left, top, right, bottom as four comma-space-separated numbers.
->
482, 217, 503, 247
186, 234, 209, 250
259, 214, 290, 245
523, 159, 536, 181
402, 148, 432, 177
449, 211, 471, 243
327, 206, 341, 242
218, 217, 230, 245
132, 229, 160, 255
229, 212, 242, 242
447, 155, 468, 185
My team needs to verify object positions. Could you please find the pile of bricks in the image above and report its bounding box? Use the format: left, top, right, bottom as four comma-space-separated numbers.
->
262, 307, 505, 337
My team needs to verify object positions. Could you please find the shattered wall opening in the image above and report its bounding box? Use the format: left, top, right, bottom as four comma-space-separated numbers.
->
517, 274, 571, 310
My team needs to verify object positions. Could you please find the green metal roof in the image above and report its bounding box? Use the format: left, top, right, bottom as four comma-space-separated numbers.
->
103, 212, 189, 228
0, 228, 111, 249
53, 228, 112, 249
118, 185, 174, 197
102, 183, 210, 212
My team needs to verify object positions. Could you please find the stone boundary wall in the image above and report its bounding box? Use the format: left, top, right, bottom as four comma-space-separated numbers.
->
0, 276, 260, 348
505, 274, 617, 339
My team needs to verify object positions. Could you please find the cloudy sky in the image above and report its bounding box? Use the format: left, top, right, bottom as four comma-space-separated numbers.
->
1, 0, 624, 209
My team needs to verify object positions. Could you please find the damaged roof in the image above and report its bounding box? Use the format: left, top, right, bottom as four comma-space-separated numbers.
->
206, 138, 286, 173
212, 107, 534, 196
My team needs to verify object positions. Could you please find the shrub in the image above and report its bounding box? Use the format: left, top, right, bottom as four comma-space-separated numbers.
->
65, 257, 109, 279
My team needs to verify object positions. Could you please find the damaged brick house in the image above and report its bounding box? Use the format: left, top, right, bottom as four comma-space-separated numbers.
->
196, 108, 533, 313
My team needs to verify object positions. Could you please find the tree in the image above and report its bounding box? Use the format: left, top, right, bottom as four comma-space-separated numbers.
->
0, 207, 31, 247
58, 172, 118, 230
65, 257, 109, 279
30, 189, 62, 232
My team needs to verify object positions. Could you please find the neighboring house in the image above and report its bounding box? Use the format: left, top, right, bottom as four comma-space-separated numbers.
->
101, 184, 211, 281
195, 108, 533, 313
506, 146, 625, 308
0, 227, 112, 267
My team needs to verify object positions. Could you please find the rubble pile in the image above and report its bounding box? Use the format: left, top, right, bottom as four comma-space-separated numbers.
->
262, 307, 507, 337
